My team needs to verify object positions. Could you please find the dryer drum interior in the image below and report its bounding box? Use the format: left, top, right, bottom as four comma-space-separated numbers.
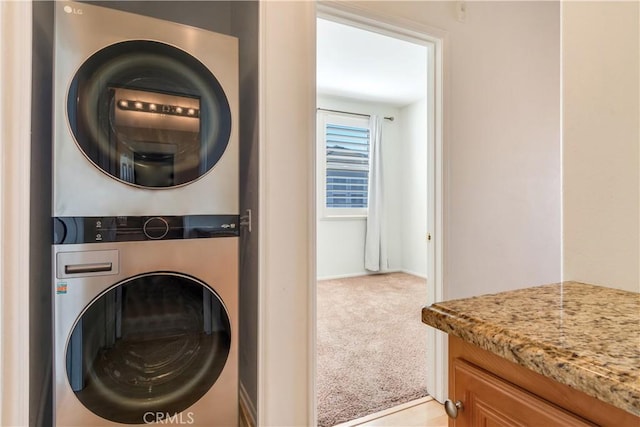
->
66, 273, 231, 424
68, 40, 232, 188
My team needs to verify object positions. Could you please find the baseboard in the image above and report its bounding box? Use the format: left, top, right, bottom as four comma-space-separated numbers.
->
400, 269, 428, 280
317, 271, 370, 281
239, 381, 257, 427
317, 269, 403, 281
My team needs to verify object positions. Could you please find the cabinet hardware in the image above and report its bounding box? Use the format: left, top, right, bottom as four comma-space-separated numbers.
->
444, 399, 463, 419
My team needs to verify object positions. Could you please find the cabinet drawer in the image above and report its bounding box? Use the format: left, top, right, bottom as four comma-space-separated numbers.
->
450, 358, 595, 427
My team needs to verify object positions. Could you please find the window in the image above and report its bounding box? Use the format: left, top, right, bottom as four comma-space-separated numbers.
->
317, 111, 371, 218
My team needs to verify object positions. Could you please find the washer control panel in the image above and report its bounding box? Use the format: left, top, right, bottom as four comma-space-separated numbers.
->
143, 217, 169, 240
53, 215, 239, 244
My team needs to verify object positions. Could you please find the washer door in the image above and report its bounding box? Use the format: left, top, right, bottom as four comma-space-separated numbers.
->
67, 40, 232, 188
66, 273, 231, 424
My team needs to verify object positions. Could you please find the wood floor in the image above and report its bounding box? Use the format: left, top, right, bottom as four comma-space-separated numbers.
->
334, 397, 448, 427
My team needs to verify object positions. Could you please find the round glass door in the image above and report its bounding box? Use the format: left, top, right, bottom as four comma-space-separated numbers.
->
67, 40, 232, 188
66, 273, 231, 424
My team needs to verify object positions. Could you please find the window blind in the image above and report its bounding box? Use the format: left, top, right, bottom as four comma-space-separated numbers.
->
325, 123, 370, 209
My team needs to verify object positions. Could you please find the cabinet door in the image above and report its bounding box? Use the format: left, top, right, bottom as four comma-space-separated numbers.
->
450, 359, 595, 427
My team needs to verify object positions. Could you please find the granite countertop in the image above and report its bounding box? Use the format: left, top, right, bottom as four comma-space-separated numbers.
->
421, 281, 640, 416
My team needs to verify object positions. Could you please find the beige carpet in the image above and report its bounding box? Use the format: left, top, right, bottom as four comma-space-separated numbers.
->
316, 272, 429, 427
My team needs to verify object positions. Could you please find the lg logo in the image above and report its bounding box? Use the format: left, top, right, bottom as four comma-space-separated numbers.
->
63, 5, 83, 15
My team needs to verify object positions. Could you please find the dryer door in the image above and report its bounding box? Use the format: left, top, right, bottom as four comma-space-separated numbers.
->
67, 40, 232, 188
66, 272, 231, 424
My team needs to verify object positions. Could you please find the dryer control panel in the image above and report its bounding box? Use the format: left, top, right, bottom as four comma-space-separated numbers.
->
53, 215, 239, 244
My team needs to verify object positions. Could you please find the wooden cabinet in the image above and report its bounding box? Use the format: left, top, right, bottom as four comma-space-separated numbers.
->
450, 358, 594, 426
447, 336, 640, 427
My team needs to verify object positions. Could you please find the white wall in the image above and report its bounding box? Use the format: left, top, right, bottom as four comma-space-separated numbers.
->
356, 1, 562, 299
562, 2, 640, 293
316, 95, 431, 280
400, 98, 429, 278
316, 95, 402, 279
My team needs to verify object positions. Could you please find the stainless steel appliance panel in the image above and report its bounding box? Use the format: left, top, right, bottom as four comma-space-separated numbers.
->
53, 238, 238, 426
53, 1, 238, 216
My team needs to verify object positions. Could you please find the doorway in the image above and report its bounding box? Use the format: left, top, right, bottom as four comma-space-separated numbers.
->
315, 6, 444, 426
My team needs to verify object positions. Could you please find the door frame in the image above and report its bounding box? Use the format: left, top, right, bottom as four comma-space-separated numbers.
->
314, 0, 448, 413
0, 1, 33, 425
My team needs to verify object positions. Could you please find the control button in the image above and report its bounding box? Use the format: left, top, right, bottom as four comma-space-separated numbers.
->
143, 217, 169, 240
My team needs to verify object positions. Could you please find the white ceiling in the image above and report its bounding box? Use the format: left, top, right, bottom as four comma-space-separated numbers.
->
316, 18, 428, 107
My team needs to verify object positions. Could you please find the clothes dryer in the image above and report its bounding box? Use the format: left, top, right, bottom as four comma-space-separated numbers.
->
54, 1, 238, 216
53, 215, 238, 426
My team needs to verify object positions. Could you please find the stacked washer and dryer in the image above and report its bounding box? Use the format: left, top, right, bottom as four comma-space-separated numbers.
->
52, 2, 239, 425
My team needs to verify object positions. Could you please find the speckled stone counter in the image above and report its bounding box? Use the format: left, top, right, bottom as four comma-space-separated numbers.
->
421, 281, 640, 416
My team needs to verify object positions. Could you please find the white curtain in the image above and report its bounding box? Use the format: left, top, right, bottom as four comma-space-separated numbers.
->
364, 115, 388, 272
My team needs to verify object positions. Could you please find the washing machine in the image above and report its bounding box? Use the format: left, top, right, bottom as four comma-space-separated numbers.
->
53, 215, 238, 426
53, 1, 238, 217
